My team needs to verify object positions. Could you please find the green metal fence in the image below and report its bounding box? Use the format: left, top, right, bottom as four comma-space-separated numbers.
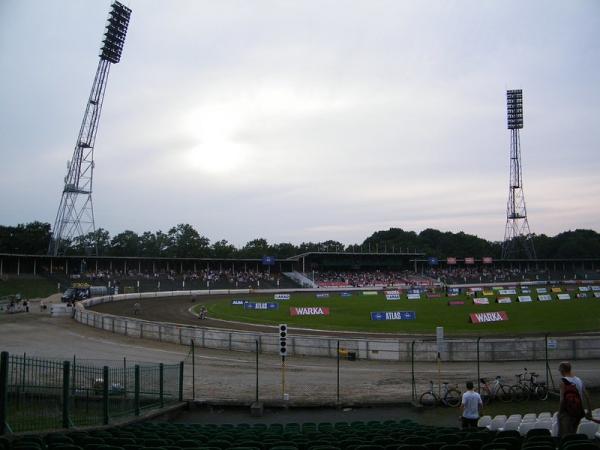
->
0, 351, 184, 435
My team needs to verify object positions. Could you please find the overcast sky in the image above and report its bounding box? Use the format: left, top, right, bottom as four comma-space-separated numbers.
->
1, 0, 599, 246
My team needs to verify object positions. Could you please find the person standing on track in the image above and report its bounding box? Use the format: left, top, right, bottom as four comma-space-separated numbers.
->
460, 381, 483, 429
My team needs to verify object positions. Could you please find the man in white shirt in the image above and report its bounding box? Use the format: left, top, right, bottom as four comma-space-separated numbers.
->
461, 381, 483, 429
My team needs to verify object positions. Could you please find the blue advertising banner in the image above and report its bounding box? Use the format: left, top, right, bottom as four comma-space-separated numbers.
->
370, 311, 416, 321
231, 300, 246, 305
261, 256, 276, 266
340, 292, 353, 298
316, 293, 330, 298
244, 302, 279, 310
428, 257, 439, 266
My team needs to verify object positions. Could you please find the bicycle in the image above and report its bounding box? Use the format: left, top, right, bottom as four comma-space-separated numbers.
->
510, 368, 548, 401
479, 375, 512, 404
419, 380, 462, 407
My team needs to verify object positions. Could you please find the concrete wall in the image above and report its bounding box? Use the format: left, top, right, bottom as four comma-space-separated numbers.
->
74, 291, 600, 362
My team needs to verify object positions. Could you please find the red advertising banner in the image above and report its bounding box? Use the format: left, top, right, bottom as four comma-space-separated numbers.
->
448, 301, 465, 306
465, 257, 475, 265
318, 282, 350, 288
447, 257, 457, 265
470, 311, 509, 324
290, 307, 330, 316
483, 257, 493, 264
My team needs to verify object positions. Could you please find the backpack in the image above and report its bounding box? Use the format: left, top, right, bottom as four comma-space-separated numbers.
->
562, 378, 585, 418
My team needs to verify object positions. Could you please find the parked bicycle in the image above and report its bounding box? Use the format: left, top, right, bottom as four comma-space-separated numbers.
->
419, 381, 461, 407
510, 368, 548, 401
479, 375, 512, 404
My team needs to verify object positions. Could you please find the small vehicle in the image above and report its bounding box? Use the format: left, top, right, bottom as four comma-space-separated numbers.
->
419, 381, 461, 407
61, 284, 109, 303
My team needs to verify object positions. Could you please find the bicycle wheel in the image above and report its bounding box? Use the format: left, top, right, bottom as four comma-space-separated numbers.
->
535, 384, 548, 401
419, 391, 438, 407
510, 385, 526, 402
498, 384, 512, 403
444, 389, 461, 407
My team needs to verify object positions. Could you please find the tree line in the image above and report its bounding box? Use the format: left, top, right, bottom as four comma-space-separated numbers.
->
0, 222, 599, 260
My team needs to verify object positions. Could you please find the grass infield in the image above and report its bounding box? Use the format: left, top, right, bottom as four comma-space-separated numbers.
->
192, 291, 600, 336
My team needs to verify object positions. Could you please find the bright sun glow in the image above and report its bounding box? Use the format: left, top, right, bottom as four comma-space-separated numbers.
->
182, 105, 247, 175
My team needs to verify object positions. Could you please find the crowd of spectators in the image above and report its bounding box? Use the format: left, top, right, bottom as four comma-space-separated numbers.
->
69, 268, 290, 289
424, 267, 600, 284
312, 270, 436, 288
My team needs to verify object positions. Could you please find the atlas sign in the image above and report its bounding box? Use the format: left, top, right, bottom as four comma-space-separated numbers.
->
470, 311, 509, 324
290, 307, 330, 316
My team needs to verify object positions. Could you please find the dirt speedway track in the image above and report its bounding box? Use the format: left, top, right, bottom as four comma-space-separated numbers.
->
88, 295, 426, 339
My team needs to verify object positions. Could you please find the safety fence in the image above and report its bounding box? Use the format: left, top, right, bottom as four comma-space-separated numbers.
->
75, 292, 600, 362
0, 352, 184, 435
181, 338, 600, 407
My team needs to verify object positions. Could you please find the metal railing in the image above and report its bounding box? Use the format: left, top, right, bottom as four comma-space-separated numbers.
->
0, 351, 184, 434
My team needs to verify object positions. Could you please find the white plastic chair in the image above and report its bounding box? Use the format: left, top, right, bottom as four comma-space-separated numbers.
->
500, 420, 521, 432
488, 415, 507, 431
477, 416, 492, 428
523, 413, 537, 422
576, 420, 599, 439
533, 419, 553, 430
507, 414, 522, 422
518, 421, 535, 436
537, 412, 552, 419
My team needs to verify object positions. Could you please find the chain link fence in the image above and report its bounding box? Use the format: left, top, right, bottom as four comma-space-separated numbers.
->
0, 351, 184, 434
181, 336, 600, 407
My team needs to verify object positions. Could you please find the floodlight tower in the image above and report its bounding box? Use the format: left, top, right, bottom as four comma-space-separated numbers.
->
501, 89, 536, 259
49, 1, 132, 255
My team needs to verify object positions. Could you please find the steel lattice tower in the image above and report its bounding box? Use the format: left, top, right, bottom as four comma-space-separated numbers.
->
502, 89, 536, 259
49, 2, 132, 256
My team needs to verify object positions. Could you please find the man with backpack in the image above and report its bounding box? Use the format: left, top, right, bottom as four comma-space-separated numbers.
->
558, 361, 593, 437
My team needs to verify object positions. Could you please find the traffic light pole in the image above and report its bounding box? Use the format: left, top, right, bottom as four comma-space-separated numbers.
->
281, 355, 286, 400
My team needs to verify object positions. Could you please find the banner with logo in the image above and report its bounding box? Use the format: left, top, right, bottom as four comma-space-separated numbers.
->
290, 306, 330, 316
499, 289, 517, 295
592, 286, 600, 292
448, 287, 460, 297
261, 256, 276, 266
407, 293, 421, 300
594, 292, 600, 298
557, 293, 571, 300
448, 300, 465, 306
428, 293, 442, 298
538, 294, 553, 302
274, 294, 290, 300
518, 296, 532, 303
473, 298, 490, 305
428, 257, 439, 266
244, 302, 279, 310
315, 293, 330, 298
470, 311, 509, 324
483, 290, 494, 296
536, 288, 548, 294
385, 291, 401, 300
579, 286, 591, 292
371, 311, 416, 321
576, 293, 588, 299
497, 297, 512, 304
340, 292, 352, 298
465, 257, 475, 265
551, 287, 562, 293
483, 257, 493, 264
447, 257, 457, 265
521, 288, 531, 294
362, 291, 378, 296
469, 287, 483, 293
231, 300, 246, 306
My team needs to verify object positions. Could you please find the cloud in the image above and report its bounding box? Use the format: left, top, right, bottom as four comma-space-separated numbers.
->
0, 0, 599, 247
